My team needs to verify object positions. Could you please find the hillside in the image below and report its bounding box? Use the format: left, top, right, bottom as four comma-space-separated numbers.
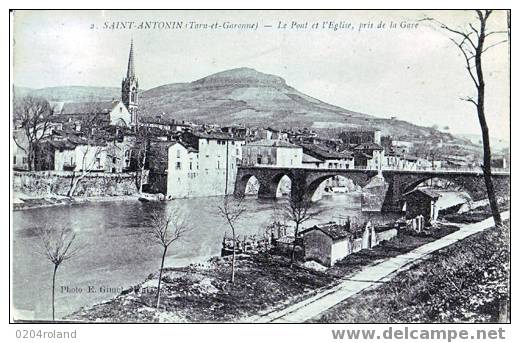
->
15, 68, 463, 142
139, 68, 446, 139
13, 85, 120, 102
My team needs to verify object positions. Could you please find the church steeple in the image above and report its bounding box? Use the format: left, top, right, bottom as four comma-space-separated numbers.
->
127, 39, 135, 78
122, 39, 139, 126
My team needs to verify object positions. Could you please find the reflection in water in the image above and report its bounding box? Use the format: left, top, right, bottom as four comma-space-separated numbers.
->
12, 193, 400, 320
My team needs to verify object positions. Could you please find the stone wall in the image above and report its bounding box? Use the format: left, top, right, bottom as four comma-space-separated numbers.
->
361, 175, 389, 211
13, 171, 138, 197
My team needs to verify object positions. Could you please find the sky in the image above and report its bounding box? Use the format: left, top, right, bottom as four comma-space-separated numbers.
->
12, 10, 510, 141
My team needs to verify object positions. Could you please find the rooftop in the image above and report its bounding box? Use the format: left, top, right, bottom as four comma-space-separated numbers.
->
191, 131, 244, 141
353, 142, 384, 151
247, 139, 300, 148
301, 222, 352, 241
58, 100, 121, 115
403, 188, 440, 200
300, 143, 352, 160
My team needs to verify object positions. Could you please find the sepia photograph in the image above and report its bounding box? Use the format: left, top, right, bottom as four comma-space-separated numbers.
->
9, 9, 510, 326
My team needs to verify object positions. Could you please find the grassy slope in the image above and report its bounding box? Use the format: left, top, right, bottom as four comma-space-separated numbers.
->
311, 222, 510, 323
66, 225, 458, 323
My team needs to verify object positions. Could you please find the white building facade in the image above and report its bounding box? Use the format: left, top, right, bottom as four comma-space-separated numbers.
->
241, 139, 303, 168
166, 133, 245, 198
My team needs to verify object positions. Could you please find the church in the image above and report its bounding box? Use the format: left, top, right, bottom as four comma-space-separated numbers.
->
52, 40, 140, 128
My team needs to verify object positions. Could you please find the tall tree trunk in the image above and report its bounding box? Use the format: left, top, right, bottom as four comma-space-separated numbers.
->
231, 226, 236, 284
139, 152, 146, 194
290, 223, 299, 266
475, 18, 502, 227
67, 173, 83, 198
28, 145, 35, 171
156, 247, 167, 308
52, 264, 58, 321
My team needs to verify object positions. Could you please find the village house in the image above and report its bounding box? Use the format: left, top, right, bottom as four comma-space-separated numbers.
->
221, 125, 250, 139
51, 100, 134, 128
139, 116, 192, 133
391, 139, 414, 153
12, 129, 29, 171
384, 146, 407, 169
300, 221, 397, 267
255, 127, 288, 141
148, 131, 245, 198
491, 155, 508, 169
51, 137, 108, 172
300, 143, 354, 169
403, 188, 440, 225
32, 127, 135, 173
352, 142, 385, 170
301, 222, 355, 267
340, 129, 382, 146
287, 128, 318, 144
241, 139, 303, 168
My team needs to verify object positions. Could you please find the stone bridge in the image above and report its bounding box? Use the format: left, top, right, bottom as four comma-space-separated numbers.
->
234, 166, 510, 211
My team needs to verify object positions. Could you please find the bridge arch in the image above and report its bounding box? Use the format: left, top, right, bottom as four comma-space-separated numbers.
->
401, 175, 484, 201
303, 172, 375, 201
260, 172, 293, 199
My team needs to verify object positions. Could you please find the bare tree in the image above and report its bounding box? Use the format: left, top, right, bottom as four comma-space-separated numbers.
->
13, 96, 54, 171
133, 128, 151, 194
217, 195, 247, 284
67, 115, 106, 197
145, 206, 190, 308
281, 195, 323, 266
423, 10, 508, 226
35, 226, 82, 321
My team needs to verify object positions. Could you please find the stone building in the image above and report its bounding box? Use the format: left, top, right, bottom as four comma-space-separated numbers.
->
148, 132, 245, 198
241, 139, 302, 168
340, 129, 381, 146
403, 188, 440, 225
12, 129, 29, 171
52, 100, 133, 128
300, 143, 354, 169
300, 223, 354, 267
353, 142, 385, 170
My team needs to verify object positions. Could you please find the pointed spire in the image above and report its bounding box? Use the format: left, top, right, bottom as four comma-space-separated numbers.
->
126, 39, 135, 79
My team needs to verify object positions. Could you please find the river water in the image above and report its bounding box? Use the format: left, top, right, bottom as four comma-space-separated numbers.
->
12, 193, 400, 320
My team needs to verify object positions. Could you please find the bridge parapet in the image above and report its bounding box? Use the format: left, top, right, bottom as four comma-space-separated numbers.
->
235, 166, 510, 211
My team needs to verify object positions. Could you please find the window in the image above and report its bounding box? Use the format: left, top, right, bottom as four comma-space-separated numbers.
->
175, 162, 181, 170
217, 161, 220, 169
13, 156, 16, 164
176, 149, 181, 158
189, 162, 193, 170
236, 148, 239, 155
257, 155, 262, 164
96, 158, 101, 169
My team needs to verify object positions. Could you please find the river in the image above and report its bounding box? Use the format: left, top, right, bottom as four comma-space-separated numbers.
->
12, 193, 400, 320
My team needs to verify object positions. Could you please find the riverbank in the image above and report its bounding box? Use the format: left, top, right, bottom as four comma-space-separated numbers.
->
12, 194, 143, 211
310, 219, 510, 323
66, 223, 459, 322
